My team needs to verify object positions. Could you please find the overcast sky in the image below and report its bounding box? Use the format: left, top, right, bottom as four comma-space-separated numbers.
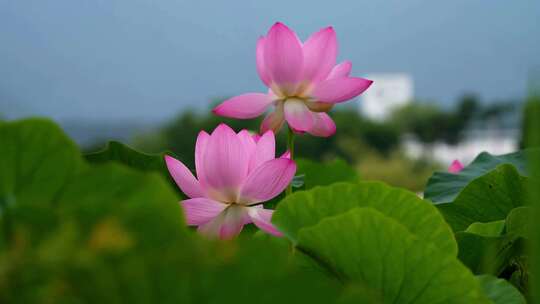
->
1, 0, 539, 122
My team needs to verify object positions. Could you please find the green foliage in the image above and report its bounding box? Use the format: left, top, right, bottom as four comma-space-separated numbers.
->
520, 96, 540, 148
0, 118, 86, 207
451, 207, 530, 297
296, 208, 489, 303
132, 106, 445, 192
266, 157, 360, 209
455, 232, 518, 275
455, 210, 528, 277
506, 207, 531, 239
331, 111, 400, 157
84, 140, 179, 193
134, 108, 401, 168
0, 119, 345, 303
392, 102, 448, 144
186, 237, 344, 304
0, 119, 190, 302
523, 95, 540, 149
295, 158, 359, 190
358, 152, 439, 192
273, 182, 456, 255
392, 95, 480, 145
465, 220, 506, 237
425, 150, 533, 203
430, 160, 532, 296
271, 182, 500, 302
477, 275, 526, 304
529, 111, 540, 302
85, 141, 170, 175
0, 118, 533, 302
437, 164, 528, 232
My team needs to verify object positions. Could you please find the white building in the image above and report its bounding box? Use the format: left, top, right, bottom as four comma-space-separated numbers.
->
403, 128, 519, 165
360, 73, 414, 121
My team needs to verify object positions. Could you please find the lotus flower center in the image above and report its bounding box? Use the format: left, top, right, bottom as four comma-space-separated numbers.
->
282, 97, 333, 113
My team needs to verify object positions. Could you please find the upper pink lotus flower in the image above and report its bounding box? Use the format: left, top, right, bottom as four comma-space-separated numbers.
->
165, 123, 296, 239
448, 160, 464, 173
213, 22, 373, 137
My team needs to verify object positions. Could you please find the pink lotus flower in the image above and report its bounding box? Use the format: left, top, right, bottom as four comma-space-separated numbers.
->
213, 22, 373, 137
165, 124, 296, 239
448, 160, 464, 173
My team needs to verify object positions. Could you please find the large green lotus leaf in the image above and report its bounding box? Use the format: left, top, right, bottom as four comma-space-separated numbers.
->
55, 164, 187, 246
194, 237, 343, 304
505, 206, 530, 238
4, 164, 344, 303
425, 149, 536, 203
51, 166, 341, 304
477, 275, 526, 304
437, 164, 528, 232
449, 176, 530, 278
295, 158, 359, 190
85, 141, 179, 191
0, 119, 344, 304
1, 161, 194, 303
465, 220, 506, 237
296, 208, 489, 304
0, 119, 190, 302
0, 119, 86, 206
52, 164, 190, 301
455, 205, 530, 277
85, 141, 170, 176
455, 232, 524, 275
273, 182, 457, 256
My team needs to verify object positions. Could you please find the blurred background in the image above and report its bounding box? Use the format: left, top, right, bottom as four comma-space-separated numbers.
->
2, 0, 539, 192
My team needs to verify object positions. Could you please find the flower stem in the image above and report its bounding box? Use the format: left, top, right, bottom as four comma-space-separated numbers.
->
286, 126, 295, 196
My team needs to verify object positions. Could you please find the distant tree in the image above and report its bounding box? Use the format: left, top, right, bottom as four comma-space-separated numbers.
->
480, 101, 515, 124
441, 94, 480, 144
392, 95, 482, 146
132, 101, 402, 167
391, 102, 446, 144
329, 111, 400, 158
358, 120, 400, 157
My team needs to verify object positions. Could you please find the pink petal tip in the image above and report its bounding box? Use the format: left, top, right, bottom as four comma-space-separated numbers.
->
448, 160, 464, 173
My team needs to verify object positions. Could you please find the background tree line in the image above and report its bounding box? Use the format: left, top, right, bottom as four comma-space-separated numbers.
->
94, 94, 527, 191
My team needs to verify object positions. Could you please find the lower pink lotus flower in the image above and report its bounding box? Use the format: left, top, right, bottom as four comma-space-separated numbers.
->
213, 22, 373, 137
165, 123, 296, 239
448, 160, 464, 173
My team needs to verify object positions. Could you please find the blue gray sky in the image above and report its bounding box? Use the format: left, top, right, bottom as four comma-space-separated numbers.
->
1, 0, 539, 122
